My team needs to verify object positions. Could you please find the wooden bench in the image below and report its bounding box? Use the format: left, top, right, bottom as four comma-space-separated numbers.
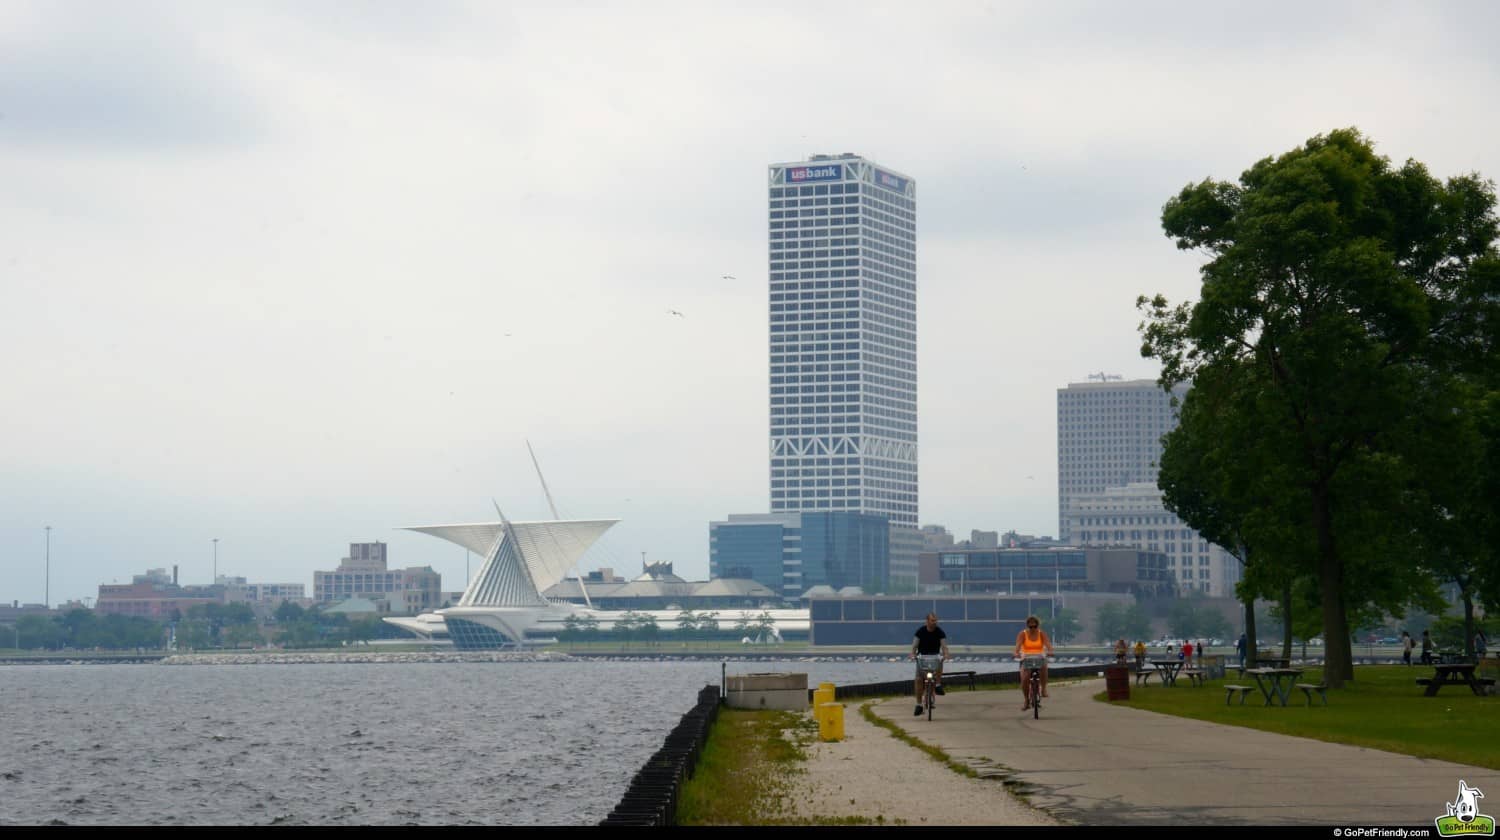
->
1224, 684, 1254, 705
1295, 682, 1328, 706
1181, 668, 1206, 687
941, 670, 978, 691
1135, 669, 1157, 686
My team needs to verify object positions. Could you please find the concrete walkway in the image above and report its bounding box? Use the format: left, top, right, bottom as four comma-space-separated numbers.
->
866, 678, 1500, 826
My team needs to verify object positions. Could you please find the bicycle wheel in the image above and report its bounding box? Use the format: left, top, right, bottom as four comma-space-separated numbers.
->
1032, 672, 1041, 719
926, 680, 934, 721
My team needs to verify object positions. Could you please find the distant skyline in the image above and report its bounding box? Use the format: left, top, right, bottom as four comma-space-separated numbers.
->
4, 2, 1500, 607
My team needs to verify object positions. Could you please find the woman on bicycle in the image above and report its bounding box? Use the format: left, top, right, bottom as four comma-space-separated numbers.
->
1014, 615, 1054, 711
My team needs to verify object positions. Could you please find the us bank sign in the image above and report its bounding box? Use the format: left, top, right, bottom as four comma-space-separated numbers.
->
787, 164, 842, 183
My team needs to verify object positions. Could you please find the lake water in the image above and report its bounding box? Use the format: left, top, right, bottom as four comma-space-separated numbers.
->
0, 657, 1040, 826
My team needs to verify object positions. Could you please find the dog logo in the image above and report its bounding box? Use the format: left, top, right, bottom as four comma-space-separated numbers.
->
1436, 780, 1496, 837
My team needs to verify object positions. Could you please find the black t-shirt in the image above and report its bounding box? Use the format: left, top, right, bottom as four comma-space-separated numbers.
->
914, 625, 946, 655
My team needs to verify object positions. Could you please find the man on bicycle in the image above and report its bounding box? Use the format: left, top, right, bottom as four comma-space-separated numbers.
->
911, 612, 949, 716
1014, 615, 1054, 711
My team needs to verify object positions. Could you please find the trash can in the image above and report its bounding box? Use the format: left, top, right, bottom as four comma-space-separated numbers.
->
817, 702, 845, 741
1104, 665, 1130, 701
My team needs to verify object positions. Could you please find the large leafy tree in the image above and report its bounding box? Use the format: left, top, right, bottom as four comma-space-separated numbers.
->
1139, 128, 1499, 687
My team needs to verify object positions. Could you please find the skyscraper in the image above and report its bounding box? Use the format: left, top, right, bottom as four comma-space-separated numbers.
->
767, 154, 918, 587
1056, 377, 1240, 596
1056, 378, 1184, 541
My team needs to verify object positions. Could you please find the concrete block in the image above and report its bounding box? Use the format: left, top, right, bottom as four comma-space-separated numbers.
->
725, 672, 809, 711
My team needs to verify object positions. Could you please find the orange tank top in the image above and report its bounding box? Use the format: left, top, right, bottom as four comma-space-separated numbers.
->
1020, 629, 1045, 654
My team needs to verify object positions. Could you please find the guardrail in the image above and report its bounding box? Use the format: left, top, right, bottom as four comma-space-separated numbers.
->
599, 684, 721, 826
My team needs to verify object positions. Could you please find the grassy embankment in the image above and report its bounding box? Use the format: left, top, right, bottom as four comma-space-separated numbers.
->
1110, 663, 1499, 769
675, 708, 890, 826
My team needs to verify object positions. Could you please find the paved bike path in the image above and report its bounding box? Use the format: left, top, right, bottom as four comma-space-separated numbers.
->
866, 679, 1500, 826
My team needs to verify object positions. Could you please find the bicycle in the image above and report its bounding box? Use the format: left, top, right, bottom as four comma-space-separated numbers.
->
916, 654, 944, 720
1020, 655, 1047, 719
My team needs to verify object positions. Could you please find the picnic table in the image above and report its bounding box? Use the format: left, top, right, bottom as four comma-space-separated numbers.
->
1148, 658, 1185, 687
1417, 663, 1496, 697
1245, 667, 1304, 706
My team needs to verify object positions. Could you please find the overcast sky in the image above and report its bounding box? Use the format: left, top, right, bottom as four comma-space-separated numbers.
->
4, 1, 1498, 607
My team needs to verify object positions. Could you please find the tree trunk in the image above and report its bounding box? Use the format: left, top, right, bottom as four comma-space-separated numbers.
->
1281, 580, 1293, 663
1313, 487, 1353, 686
1244, 598, 1258, 669
1462, 584, 1475, 660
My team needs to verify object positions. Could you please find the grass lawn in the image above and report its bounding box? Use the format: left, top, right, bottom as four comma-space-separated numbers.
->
1107, 664, 1498, 769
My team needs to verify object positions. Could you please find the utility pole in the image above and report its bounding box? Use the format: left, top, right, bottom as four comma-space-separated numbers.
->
44, 525, 51, 609
212, 538, 219, 584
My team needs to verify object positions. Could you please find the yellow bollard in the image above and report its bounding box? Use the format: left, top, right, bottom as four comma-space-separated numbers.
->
817, 702, 845, 742
812, 687, 835, 711
818, 682, 836, 694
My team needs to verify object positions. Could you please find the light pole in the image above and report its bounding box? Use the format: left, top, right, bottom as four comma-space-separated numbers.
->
44, 525, 51, 609
212, 538, 219, 584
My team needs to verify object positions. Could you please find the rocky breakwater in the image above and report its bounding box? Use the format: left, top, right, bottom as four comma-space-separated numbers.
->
158, 650, 579, 665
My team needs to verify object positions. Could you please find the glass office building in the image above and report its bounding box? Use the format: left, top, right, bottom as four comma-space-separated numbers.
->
710, 511, 890, 603
767, 154, 918, 586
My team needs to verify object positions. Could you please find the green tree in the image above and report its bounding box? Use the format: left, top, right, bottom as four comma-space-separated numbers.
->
276, 620, 320, 648
616, 611, 646, 647
15, 614, 63, 649
354, 617, 384, 645
561, 613, 584, 645
1049, 608, 1081, 644
754, 611, 777, 642
637, 612, 660, 646
1139, 128, 1500, 686
222, 622, 263, 649
675, 609, 700, 640
176, 619, 212, 650
1197, 609, 1231, 642
274, 601, 306, 624
698, 611, 720, 638
1166, 599, 1200, 640
1094, 602, 1126, 644
1121, 603, 1154, 642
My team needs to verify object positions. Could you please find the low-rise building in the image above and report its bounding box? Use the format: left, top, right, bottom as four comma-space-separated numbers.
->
96, 568, 220, 620
918, 546, 1174, 597
313, 542, 440, 614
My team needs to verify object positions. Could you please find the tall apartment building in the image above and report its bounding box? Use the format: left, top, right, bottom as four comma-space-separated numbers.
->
1056, 378, 1187, 541
767, 154, 918, 586
1056, 378, 1240, 597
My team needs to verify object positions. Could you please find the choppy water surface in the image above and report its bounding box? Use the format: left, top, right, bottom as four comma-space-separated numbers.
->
0, 658, 967, 826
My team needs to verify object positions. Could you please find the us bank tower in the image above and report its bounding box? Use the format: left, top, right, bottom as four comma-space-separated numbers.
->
766, 154, 919, 587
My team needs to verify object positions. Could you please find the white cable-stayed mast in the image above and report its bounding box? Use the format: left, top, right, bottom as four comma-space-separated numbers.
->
527, 439, 592, 609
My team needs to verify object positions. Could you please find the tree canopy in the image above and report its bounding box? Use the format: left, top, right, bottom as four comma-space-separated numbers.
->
1139, 128, 1500, 687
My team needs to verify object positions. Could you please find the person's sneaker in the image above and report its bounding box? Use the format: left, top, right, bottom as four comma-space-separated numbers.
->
934, 684, 946, 696
914, 704, 923, 716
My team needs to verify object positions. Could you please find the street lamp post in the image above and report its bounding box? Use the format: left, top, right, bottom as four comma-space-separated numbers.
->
44, 525, 51, 609
213, 538, 219, 584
